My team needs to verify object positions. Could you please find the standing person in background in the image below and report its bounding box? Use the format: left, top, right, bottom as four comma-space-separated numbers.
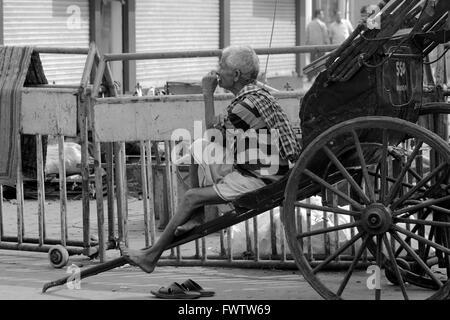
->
305, 9, 329, 81
329, 10, 354, 44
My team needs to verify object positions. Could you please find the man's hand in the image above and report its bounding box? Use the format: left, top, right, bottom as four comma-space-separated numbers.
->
202, 71, 219, 94
213, 114, 226, 129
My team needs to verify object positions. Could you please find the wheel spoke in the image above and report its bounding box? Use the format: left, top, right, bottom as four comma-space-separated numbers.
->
387, 140, 423, 204
395, 217, 450, 228
312, 232, 364, 274
351, 130, 376, 202
394, 223, 421, 258
392, 224, 450, 255
367, 170, 427, 192
423, 226, 436, 261
304, 169, 365, 210
380, 129, 388, 204
390, 230, 443, 288
382, 234, 409, 300
393, 195, 450, 217
395, 200, 450, 218
323, 146, 371, 205
407, 167, 429, 184
336, 234, 369, 296
398, 200, 450, 216
394, 213, 435, 258
294, 201, 361, 217
391, 163, 448, 210
297, 221, 360, 239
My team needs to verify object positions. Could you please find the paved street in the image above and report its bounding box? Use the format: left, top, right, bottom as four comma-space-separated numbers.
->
0, 248, 440, 301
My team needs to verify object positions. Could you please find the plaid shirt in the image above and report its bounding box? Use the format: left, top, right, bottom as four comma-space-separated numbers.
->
227, 82, 301, 165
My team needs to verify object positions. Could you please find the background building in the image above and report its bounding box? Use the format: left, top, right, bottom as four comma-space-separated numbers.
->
0, 0, 359, 93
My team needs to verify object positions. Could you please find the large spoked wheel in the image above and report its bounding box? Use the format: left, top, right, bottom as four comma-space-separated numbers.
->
283, 116, 450, 300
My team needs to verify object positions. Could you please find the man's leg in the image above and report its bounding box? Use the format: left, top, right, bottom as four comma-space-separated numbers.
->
120, 186, 224, 273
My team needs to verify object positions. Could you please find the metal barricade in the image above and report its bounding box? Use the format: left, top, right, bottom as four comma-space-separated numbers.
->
0, 45, 110, 266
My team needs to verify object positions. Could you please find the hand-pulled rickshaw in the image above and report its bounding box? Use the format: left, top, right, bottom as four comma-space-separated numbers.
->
43, 0, 450, 300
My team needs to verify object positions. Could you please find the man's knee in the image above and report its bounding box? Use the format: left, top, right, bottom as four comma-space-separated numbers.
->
183, 189, 203, 209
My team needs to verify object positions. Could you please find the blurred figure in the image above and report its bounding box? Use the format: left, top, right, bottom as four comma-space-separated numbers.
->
360, 4, 380, 26
360, 5, 369, 21
305, 9, 329, 80
329, 10, 354, 44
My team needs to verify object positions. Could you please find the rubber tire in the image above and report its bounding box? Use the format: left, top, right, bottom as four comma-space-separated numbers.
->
48, 245, 69, 268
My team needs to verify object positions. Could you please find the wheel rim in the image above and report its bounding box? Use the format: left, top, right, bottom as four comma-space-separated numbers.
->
283, 116, 450, 300
50, 250, 62, 264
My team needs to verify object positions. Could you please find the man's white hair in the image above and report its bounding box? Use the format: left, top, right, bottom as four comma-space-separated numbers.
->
221, 45, 260, 82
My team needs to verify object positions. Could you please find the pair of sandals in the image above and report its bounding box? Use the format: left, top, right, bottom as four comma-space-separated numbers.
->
151, 279, 215, 299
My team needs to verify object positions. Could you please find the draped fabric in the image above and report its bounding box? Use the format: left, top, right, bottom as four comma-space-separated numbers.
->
0, 46, 48, 186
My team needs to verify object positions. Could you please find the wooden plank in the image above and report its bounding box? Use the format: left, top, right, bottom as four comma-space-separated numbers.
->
21, 89, 78, 136
93, 93, 301, 142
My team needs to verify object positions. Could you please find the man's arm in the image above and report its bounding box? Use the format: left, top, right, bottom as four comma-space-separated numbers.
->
202, 71, 218, 129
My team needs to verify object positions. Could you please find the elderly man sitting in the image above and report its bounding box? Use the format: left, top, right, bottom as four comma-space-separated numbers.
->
120, 45, 301, 273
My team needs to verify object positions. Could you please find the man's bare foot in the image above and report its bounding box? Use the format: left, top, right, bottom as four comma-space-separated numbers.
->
174, 218, 203, 237
119, 244, 157, 273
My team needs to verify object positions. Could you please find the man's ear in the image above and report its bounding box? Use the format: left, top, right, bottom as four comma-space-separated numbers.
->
233, 69, 241, 82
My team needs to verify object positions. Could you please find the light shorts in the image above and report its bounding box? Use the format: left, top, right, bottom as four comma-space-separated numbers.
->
212, 170, 267, 202
191, 138, 267, 203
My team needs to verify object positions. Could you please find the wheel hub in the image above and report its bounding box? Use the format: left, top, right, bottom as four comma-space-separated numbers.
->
360, 203, 392, 235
